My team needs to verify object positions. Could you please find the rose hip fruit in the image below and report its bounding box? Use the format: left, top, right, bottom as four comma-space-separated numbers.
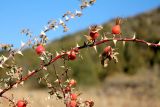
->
112, 25, 121, 34
90, 31, 99, 40
16, 100, 27, 107
68, 79, 76, 86
35, 44, 45, 55
103, 46, 112, 54
70, 93, 77, 100
64, 86, 71, 93
68, 51, 76, 60
69, 100, 77, 107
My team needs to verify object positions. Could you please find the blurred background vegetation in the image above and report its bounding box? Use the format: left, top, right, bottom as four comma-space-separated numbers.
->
0, 7, 160, 88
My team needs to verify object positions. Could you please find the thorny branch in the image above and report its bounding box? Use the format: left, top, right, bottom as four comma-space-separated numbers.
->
0, 36, 160, 98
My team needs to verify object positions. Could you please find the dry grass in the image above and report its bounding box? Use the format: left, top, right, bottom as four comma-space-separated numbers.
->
1, 68, 160, 107
1, 87, 160, 107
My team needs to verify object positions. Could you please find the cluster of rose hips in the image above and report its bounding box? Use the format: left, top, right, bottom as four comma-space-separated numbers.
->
35, 18, 121, 58
16, 19, 121, 107
65, 79, 77, 107
35, 44, 78, 61
64, 79, 94, 107
88, 18, 121, 41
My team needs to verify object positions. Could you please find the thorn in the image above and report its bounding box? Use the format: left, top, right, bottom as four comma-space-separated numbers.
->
17, 51, 23, 56
59, 19, 64, 25
13, 84, 18, 88
0, 64, 4, 68
40, 31, 46, 36
44, 26, 48, 31
101, 36, 104, 40
2, 55, 7, 62
113, 34, 115, 38
20, 81, 24, 85
123, 41, 126, 47
93, 46, 97, 53
60, 66, 65, 68
56, 51, 59, 56
43, 67, 47, 71
39, 57, 45, 60
76, 43, 80, 47
147, 43, 151, 46
75, 10, 82, 17
113, 40, 117, 46
28, 71, 32, 75
132, 33, 136, 39
65, 16, 69, 21
54, 79, 59, 83
103, 36, 108, 40
21, 41, 25, 47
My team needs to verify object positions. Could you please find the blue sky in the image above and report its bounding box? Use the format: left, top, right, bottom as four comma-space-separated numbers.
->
0, 0, 160, 48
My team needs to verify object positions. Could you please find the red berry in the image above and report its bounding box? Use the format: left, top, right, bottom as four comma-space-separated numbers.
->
16, 100, 27, 107
68, 51, 76, 60
68, 79, 76, 86
69, 100, 77, 107
70, 93, 77, 100
64, 86, 71, 93
90, 31, 99, 40
104, 46, 112, 54
112, 25, 121, 34
35, 45, 45, 55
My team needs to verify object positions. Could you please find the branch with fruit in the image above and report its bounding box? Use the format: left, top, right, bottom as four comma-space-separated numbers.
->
1, 20, 160, 107
0, 1, 160, 107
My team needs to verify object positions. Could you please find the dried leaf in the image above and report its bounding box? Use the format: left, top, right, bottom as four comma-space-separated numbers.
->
84, 35, 92, 42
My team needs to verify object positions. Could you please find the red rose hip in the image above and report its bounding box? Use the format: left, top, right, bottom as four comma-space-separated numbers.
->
69, 100, 77, 107
64, 86, 71, 93
68, 79, 76, 86
112, 25, 121, 34
70, 93, 77, 100
104, 46, 112, 54
16, 100, 27, 107
90, 31, 99, 40
68, 51, 76, 60
35, 44, 45, 55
